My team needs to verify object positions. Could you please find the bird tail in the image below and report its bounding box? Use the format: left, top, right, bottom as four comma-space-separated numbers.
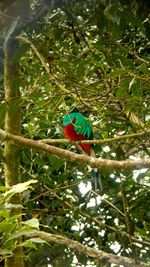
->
90, 148, 103, 191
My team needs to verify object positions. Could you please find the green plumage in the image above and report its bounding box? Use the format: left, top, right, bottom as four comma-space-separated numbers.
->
63, 111, 103, 191
63, 112, 92, 139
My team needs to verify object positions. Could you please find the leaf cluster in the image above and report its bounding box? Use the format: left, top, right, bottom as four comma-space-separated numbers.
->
0, 0, 150, 266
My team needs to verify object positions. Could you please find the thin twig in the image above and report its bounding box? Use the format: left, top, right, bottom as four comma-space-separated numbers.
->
41, 128, 150, 145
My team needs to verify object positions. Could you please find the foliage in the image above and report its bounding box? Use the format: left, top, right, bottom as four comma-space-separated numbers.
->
0, 0, 150, 266
0, 180, 47, 263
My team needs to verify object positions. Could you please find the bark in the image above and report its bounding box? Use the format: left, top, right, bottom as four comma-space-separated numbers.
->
3, 1, 29, 266
1, 1, 65, 265
4, 39, 24, 267
4, 29, 24, 267
28, 230, 149, 267
0, 130, 150, 171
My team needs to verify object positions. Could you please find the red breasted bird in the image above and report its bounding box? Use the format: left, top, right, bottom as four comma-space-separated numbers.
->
63, 110, 102, 191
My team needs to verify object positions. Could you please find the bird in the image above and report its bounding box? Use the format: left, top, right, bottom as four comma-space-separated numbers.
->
63, 109, 102, 191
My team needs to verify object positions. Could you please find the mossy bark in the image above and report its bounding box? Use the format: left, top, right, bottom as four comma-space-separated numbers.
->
4, 39, 24, 267
3, 1, 29, 266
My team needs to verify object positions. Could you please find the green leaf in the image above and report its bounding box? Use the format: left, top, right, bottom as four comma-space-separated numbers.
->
18, 240, 37, 249
137, 65, 149, 74
21, 218, 39, 229
0, 221, 16, 234
0, 210, 10, 219
4, 203, 23, 210
0, 186, 9, 192
108, 69, 126, 78
18, 237, 48, 248
3, 180, 38, 200
6, 229, 34, 241
0, 248, 13, 256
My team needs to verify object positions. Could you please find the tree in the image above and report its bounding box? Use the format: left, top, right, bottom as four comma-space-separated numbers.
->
0, 0, 150, 266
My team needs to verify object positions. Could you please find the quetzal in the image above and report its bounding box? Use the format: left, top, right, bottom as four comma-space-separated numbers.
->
63, 110, 102, 191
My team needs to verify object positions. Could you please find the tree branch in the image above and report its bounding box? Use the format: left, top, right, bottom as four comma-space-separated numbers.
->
0, 129, 150, 171
28, 230, 149, 267
41, 128, 150, 145
48, 190, 150, 248
17, 35, 79, 100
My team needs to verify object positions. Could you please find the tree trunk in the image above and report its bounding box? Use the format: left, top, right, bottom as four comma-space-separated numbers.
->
3, 1, 29, 266
4, 36, 24, 267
